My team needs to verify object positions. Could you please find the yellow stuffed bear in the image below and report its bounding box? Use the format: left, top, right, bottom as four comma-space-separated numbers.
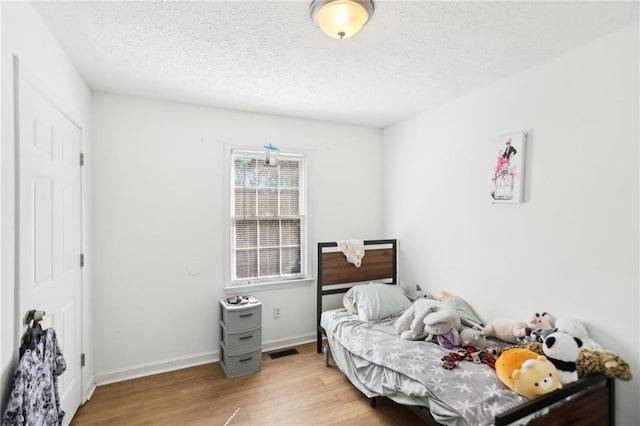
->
496, 348, 562, 399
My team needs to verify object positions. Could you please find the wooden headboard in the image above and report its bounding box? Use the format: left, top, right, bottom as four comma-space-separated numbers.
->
316, 239, 397, 353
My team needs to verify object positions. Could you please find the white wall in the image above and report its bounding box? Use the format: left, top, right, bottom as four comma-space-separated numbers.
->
0, 1, 94, 411
383, 24, 639, 424
90, 93, 384, 382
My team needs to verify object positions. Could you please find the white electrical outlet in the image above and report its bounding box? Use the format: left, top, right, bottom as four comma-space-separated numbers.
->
273, 306, 281, 319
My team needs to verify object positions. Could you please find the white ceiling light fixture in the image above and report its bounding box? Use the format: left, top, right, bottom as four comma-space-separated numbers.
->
310, 0, 374, 40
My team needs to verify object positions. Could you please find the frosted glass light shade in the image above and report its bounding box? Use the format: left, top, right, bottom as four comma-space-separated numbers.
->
311, 0, 374, 39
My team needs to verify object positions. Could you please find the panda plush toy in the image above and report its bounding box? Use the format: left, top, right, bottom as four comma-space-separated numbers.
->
543, 331, 583, 384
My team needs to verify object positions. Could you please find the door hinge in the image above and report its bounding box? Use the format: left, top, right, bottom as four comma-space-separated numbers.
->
80, 152, 85, 167
81, 353, 86, 367
80, 253, 85, 267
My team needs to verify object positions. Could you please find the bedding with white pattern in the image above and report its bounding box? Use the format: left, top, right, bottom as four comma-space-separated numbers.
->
328, 311, 528, 426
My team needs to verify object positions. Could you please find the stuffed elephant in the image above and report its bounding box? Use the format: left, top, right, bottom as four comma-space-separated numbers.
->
395, 298, 442, 340
395, 298, 461, 342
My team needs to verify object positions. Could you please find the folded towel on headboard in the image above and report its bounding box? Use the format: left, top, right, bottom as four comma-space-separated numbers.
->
337, 240, 365, 267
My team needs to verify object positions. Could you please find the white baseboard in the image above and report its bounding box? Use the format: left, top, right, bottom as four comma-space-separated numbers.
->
262, 333, 316, 352
82, 378, 96, 402
95, 350, 217, 385
94, 333, 317, 386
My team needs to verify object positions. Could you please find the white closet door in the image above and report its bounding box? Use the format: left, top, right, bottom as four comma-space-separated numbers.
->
17, 59, 83, 423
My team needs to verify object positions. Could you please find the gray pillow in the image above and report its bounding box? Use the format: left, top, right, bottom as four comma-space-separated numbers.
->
343, 292, 358, 314
441, 296, 484, 328
345, 283, 412, 321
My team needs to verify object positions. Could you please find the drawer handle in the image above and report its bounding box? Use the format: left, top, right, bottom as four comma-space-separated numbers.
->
239, 357, 253, 362
239, 335, 253, 340
239, 313, 253, 318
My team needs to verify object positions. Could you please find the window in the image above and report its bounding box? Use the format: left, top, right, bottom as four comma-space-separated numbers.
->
230, 149, 306, 286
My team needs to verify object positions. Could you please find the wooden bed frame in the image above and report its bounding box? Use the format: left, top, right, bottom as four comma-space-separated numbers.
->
316, 239, 615, 425
316, 239, 397, 354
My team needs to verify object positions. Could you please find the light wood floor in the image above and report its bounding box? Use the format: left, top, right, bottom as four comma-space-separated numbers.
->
72, 342, 424, 425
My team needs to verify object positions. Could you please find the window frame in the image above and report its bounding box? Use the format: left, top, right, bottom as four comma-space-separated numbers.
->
227, 148, 308, 288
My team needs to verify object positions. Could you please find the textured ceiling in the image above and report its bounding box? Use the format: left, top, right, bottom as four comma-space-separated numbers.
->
34, 1, 638, 128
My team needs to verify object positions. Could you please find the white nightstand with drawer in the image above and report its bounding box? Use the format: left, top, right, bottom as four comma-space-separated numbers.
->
219, 297, 262, 378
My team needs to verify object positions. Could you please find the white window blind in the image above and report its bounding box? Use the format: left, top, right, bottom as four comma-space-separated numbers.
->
230, 149, 306, 285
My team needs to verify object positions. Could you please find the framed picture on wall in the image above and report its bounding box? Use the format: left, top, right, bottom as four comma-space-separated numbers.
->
490, 132, 526, 203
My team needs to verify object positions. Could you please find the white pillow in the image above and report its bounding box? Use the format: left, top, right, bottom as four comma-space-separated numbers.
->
345, 283, 412, 321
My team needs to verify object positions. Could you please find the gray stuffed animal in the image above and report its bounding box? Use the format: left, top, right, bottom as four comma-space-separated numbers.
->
459, 327, 488, 349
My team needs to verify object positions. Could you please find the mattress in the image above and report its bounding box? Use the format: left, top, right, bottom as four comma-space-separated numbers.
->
321, 309, 529, 426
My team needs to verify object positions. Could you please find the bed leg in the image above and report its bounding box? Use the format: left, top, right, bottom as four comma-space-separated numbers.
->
607, 377, 615, 425
323, 344, 330, 367
370, 397, 377, 408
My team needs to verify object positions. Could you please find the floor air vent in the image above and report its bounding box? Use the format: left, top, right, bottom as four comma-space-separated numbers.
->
268, 348, 299, 359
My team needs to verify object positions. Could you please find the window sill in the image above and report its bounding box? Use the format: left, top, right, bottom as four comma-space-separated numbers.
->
224, 277, 314, 294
